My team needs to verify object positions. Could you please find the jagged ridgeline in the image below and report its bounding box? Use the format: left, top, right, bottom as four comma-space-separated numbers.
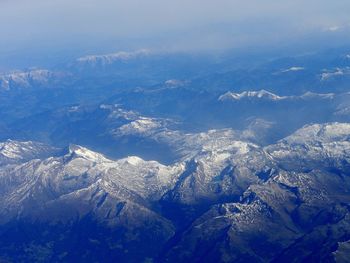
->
0, 123, 350, 262
0, 48, 350, 262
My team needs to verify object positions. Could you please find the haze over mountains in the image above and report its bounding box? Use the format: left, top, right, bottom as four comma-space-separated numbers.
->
0, 45, 349, 262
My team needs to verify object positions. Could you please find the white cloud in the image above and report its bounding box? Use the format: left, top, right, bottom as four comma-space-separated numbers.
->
325, 26, 340, 32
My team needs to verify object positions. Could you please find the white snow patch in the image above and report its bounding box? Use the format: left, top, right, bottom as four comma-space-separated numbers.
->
164, 79, 188, 87
281, 67, 304, 73
219, 90, 286, 101
321, 67, 350, 81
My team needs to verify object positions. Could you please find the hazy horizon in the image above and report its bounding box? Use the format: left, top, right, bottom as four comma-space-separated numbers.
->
1, 0, 350, 69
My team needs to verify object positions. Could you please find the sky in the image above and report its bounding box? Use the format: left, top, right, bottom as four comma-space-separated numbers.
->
1, 0, 350, 67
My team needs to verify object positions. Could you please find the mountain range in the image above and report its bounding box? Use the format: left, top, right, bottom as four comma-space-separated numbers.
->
0, 123, 350, 262
1, 47, 350, 262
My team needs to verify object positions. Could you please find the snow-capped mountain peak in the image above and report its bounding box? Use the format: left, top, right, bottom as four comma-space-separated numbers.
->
0, 140, 56, 165
0, 69, 66, 90
219, 89, 285, 101
282, 122, 350, 144
76, 49, 151, 66
67, 144, 108, 162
